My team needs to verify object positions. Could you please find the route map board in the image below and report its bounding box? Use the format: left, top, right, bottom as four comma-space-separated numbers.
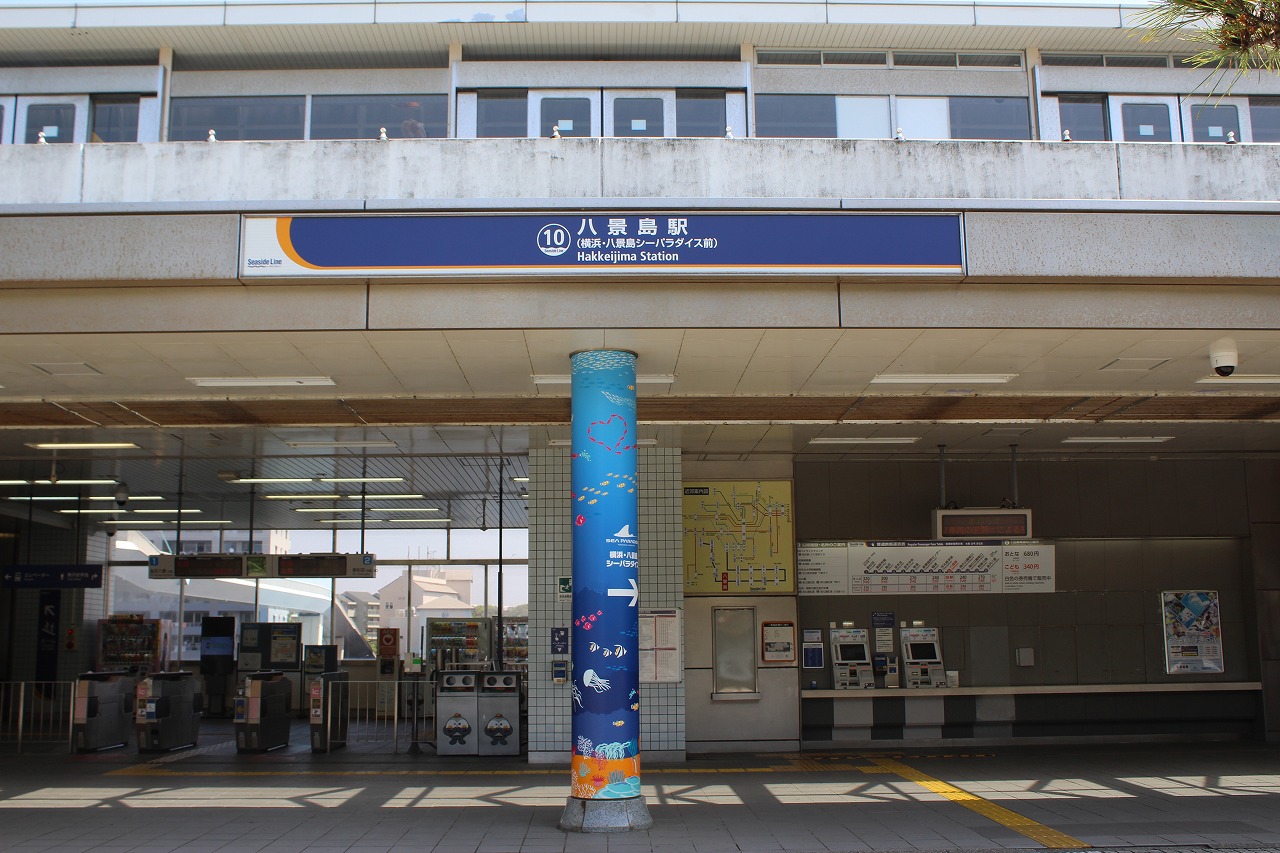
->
683, 481, 795, 595
797, 540, 1055, 595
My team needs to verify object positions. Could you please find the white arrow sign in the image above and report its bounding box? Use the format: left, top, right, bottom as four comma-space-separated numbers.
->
607, 577, 639, 607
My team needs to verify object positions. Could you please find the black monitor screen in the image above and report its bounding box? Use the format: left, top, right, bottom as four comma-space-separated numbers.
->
907, 642, 940, 661
836, 643, 868, 662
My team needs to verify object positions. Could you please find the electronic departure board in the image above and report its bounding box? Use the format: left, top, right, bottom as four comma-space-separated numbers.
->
275, 553, 376, 578
932, 508, 1032, 540
148, 553, 268, 579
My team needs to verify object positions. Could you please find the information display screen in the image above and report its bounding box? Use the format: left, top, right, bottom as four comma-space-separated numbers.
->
906, 641, 940, 661
939, 512, 1029, 538
836, 643, 869, 662
277, 555, 347, 577
174, 555, 244, 578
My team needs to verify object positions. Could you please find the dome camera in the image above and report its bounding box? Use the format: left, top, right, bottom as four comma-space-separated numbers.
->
114, 482, 130, 508
1209, 338, 1238, 377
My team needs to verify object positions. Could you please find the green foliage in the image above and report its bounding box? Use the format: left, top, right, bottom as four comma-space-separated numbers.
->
1136, 0, 1280, 87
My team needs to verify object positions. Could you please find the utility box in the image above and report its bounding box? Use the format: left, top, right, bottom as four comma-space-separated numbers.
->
73, 671, 134, 752
435, 671, 479, 756
477, 671, 521, 756
137, 671, 202, 753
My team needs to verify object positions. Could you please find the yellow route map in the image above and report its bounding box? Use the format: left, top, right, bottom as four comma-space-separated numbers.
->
682, 480, 795, 594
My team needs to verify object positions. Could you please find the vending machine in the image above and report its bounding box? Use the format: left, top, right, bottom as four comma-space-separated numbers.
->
900, 627, 947, 688
829, 627, 874, 689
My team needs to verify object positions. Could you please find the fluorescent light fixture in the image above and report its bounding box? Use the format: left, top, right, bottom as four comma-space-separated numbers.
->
263, 494, 344, 500
59, 509, 127, 514
0, 480, 30, 485
347, 493, 424, 500
89, 495, 163, 501
98, 520, 164, 525
25, 442, 139, 450
809, 437, 921, 445
870, 373, 1016, 384
1196, 374, 1280, 384
380, 518, 451, 523
295, 508, 366, 513
131, 509, 202, 514
316, 519, 385, 524
230, 478, 314, 484
637, 439, 658, 446
284, 440, 397, 449
547, 439, 571, 447
31, 479, 118, 485
7, 496, 79, 501
319, 477, 405, 483
182, 520, 234, 525
188, 376, 335, 387
1061, 436, 1174, 444
372, 507, 440, 513
511, 477, 530, 483
531, 374, 676, 385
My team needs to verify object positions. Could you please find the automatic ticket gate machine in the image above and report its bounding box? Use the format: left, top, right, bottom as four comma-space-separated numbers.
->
199, 616, 236, 718
136, 671, 202, 752
830, 628, 875, 689
235, 671, 292, 752
435, 671, 479, 755
901, 627, 947, 688
301, 644, 338, 719
477, 672, 521, 756
73, 671, 134, 752
309, 670, 350, 753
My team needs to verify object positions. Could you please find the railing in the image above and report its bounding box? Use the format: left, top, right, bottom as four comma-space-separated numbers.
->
0, 681, 74, 753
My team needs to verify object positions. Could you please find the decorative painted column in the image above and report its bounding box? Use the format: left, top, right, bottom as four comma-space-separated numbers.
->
559, 350, 653, 832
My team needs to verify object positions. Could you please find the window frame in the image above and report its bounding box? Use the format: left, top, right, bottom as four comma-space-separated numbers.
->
15, 95, 89, 144
1181, 95, 1252, 143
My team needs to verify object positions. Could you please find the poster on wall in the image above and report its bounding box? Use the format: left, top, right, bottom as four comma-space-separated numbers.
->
1162, 590, 1224, 674
761, 621, 796, 663
683, 481, 795, 595
639, 609, 682, 683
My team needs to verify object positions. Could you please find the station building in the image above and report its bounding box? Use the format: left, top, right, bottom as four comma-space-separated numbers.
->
1, 0, 1279, 763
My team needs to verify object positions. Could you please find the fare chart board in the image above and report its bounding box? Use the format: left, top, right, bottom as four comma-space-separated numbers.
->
798, 540, 1055, 595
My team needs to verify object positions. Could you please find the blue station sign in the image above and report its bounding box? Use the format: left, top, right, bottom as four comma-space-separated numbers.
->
2, 564, 103, 589
241, 212, 964, 278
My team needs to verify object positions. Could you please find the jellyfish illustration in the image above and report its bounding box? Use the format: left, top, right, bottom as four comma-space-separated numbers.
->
582, 669, 611, 693
572, 683, 584, 708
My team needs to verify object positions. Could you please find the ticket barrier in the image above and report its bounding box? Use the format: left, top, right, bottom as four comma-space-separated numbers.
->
309, 671, 349, 753
137, 671, 202, 752
435, 671, 479, 755
477, 672, 521, 756
901, 627, 947, 688
235, 671, 292, 752
73, 671, 134, 752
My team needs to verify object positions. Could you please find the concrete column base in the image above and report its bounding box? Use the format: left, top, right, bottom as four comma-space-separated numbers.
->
559, 796, 653, 833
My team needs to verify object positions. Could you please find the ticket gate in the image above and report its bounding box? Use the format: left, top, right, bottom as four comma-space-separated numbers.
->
309, 671, 349, 753
73, 671, 134, 752
477, 672, 521, 756
435, 671, 479, 755
235, 671, 292, 752
136, 671, 202, 752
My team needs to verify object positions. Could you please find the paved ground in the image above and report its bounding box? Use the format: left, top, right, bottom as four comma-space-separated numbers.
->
2, 723, 1279, 853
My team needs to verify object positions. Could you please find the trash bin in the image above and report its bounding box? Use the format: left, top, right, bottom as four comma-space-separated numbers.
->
434, 671, 479, 755
73, 671, 134, 752
136, 671, 202, 753
235, 671, 291, 752
309, 671, 349, 753
477, 671, 521, 756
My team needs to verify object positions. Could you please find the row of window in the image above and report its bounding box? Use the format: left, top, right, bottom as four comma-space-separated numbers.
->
756, 50, 1024, 68
5, 91, 1280, 144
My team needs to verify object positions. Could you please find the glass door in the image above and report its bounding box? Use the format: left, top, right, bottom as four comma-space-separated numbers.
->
15, 95, 88, 144
1108, 95, 1182, 142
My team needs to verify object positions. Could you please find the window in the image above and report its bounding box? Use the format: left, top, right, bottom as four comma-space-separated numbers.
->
755, 94, 836, 137
91, 96, 139, 142
25, 103, 76, 143
541, 97, 591, 137
756, 50, 822, 66
1042, 54, 1105, 67
894, 52, 956, 67
1188, 103, 1239, 142
612, 97, 663, 137
823, 51, 887, 66
225, 540, 264, 554
1121, 103, 1173, 141
1251, 97, 1280, 142
949, 96, 1030, 140
311, 94, 446, 140
1105, 55, 1168, 68
959, 53, 1022, 68
476, 90, 527, 138
677, 90, 727, 137
1058, 94, 1110, 141
169, 96, 305, 141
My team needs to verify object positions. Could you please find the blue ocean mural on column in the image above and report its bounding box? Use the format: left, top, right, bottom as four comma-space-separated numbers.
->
569, 350, 642, 800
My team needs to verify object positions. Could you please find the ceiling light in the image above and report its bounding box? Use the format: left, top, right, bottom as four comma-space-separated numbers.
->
809, 437, 921, 445
230, 478, 315, 484
1196, 374, 1280, 384
319, 477, 405, 483
284, 440, 398, 448
25, 442, 139, 450
131, 509, 203, 514
295, 508, 366, 513
511, 477, 530, 483
346, 493, 424, 500
0, 480, 29, 485
8, 496, 80, 501
380, 518, 451, 523
31, 479, 118, 485
316, 519, 385, 524
263, 494, 345, 500
531, 374, 676, 385
59, 509, 127, 514
870, 373, 1016, 384
98, 520, 164, 525
372, 507, 440, 513
89, 495, 163, 501
187, 376, 335, 387
1061, 436, 1174, 444
547, 439, 571, 447
181, 520, 234, 525
637, 439, 658, 446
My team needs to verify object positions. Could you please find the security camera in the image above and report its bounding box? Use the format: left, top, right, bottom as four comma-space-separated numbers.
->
114, 482, 129, 508
1209, 338, 1238, 377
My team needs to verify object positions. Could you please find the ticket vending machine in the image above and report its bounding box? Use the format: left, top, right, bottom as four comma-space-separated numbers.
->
829, 628, 874, 689
900, 627, 947, 688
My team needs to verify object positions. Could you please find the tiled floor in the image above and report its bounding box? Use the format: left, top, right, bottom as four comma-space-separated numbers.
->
2, 726, 1279, 853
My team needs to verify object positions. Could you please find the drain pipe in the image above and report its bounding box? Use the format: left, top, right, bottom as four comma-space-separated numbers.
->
937, 445, 947, 508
